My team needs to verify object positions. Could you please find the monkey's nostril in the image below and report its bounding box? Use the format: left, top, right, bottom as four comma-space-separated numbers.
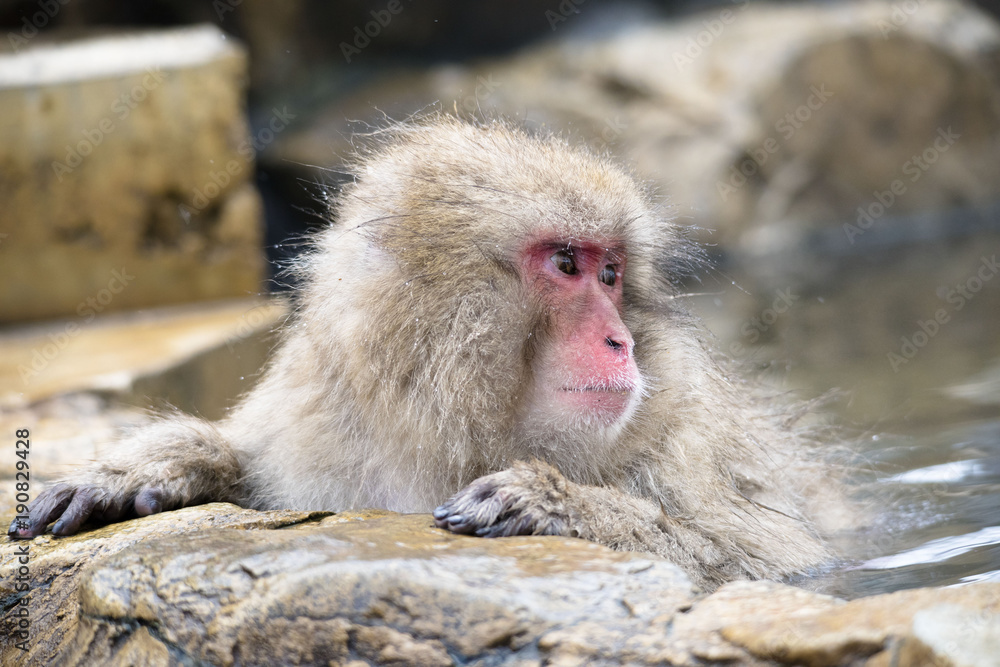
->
605, 337, 624, 351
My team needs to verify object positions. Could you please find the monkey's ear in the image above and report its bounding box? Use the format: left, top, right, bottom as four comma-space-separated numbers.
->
657, 233, 707, 289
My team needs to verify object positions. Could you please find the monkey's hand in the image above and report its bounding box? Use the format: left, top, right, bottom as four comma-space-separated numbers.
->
434, 460, 737, 589
433, 460, 573, 538
7, 478, 176, 539
7, 416, 243, 539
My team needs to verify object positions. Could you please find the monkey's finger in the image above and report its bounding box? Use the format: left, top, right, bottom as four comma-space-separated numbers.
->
433, 496, 471, 526
475, 523, 509, 538
432, 504, 458, 526
477, 511, 538, 538
446, 514, 483, 534
90, 492, 131, 523
434, 496, 486, 532
7, 484, 75, 539
51, 487, 100, 536
134, 488, 166, 516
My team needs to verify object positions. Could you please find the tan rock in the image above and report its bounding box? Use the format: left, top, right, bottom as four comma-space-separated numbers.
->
0, 298, 286, 413
912, 604, 1000, 667
2, 506, 997, 665
2, 508, 693, 665
0, 504, 330, 666
0, 25, 266, 323
718, 581, 1000, 666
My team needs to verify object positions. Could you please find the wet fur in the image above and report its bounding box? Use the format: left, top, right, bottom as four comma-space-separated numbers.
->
17, 116, 839, 590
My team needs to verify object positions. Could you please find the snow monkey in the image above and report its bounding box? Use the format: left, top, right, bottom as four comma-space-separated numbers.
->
10, 116, 837, 590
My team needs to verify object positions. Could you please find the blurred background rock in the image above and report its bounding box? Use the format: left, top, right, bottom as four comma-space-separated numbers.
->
0, 0, 999, 595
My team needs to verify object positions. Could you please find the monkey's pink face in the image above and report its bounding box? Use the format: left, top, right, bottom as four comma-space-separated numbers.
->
521, 240, 642, 429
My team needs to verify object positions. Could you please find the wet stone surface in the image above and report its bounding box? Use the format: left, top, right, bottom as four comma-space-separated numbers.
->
2, 507, 998, 666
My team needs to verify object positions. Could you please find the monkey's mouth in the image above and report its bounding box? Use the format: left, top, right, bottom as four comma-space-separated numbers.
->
558, 385, 636, 422
560, 376, 637, 395
562, 387, 632, 394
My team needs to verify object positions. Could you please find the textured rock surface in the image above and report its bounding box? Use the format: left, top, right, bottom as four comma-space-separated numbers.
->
2, 507, 998, 666
1, 505, 331, 666
0, 25, 265, 323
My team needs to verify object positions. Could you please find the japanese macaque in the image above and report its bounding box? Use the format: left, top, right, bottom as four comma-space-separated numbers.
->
9, 116, 839, 590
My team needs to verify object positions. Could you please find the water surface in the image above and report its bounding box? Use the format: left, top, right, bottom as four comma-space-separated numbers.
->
687, 233, 1000, 597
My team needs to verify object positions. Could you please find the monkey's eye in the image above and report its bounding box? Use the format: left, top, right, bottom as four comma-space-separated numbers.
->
551, 250, 578, 275
599, 265, 617, 287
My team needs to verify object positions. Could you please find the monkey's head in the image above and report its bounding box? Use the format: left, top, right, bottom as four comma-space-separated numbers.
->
308, 116, 687, 472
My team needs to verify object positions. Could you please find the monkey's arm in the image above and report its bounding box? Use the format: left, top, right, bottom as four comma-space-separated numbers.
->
7, 415, 244, 539
433, 460, 728, 585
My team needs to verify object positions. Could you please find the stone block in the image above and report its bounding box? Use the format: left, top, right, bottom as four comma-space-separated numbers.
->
0, 25, 265, 323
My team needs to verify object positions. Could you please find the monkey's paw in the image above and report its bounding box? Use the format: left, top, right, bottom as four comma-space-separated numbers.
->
7, 479, 173, 539
433, 460, 573, 538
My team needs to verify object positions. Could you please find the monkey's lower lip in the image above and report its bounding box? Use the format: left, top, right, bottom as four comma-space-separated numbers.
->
558, 386, 635, 421
561, 387, 633, 394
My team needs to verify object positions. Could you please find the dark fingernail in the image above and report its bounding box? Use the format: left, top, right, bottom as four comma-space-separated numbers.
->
51, 521, 65, 535
432, 506, 448, 519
